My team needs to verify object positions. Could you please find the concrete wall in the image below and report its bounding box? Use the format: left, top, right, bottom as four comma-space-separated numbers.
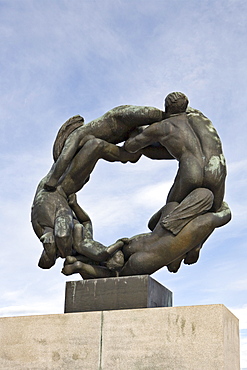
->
0, 305, 240, 369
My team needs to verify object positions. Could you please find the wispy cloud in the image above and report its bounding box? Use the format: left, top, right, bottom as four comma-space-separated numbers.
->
0, 1, 247, 367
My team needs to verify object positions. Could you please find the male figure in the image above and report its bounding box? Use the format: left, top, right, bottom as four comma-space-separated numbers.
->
62, 188, 231, 278
124, 92, 227, 271
44, 105, 164, 190
124, 92, 226, 211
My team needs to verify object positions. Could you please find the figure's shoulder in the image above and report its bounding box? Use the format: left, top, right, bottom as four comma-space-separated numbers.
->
150, 118, 174, 135
186, 106, 208, 118
186, 107, 221, 139
186, 106, 213, 126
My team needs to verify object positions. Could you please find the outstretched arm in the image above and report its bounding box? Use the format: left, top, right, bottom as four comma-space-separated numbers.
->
124, 124, 174, 160
100, 140, 142, 163
68, 193, 93, 240
124, 122, 164, 153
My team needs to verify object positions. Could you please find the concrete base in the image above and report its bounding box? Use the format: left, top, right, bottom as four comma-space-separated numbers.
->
0, 305, 240, 369
65, 275, 172, 313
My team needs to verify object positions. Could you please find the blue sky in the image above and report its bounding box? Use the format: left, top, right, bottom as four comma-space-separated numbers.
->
0, 0, 246, 366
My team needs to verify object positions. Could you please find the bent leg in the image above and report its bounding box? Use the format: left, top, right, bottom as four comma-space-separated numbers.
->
151, 202, 179, 232
148, 209, 162, 231
163, 189, 214, 271
166, 208, 230, 269
122, 204, 230, 276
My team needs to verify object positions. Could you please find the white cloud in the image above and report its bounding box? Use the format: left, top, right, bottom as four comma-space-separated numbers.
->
228, 279, 247, 293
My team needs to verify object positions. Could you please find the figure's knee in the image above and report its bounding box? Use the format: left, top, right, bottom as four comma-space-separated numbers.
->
84, 138, 105, 155
190, 188, 214, 207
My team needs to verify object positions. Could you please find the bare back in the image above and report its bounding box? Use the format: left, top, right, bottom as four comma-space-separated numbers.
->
154, 113, 205, 203
158, 113, 204, 164
186, 108, 226, 210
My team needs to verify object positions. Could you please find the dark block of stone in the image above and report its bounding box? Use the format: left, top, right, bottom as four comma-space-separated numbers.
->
64, 275, 172, 313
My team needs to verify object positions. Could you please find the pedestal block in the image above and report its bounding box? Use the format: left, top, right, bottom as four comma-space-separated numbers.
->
0, 305, 240, 369
65, 275, 172, 313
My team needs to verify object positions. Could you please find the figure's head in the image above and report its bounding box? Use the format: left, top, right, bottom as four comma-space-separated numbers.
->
164, 92, 189, 115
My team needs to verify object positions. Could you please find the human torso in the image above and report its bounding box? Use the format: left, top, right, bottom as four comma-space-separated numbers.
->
186, 108, 227, 185
159, 113, 204, 166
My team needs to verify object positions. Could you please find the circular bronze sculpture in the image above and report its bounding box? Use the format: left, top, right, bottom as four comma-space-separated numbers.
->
31, 93, 231, 278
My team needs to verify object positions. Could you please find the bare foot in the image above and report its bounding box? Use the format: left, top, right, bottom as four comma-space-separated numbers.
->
62, 261, 83, 275
64, 256, 78, 265
167, 254, 186, 273
184, 245, 201, 265
106, 250, 124, 271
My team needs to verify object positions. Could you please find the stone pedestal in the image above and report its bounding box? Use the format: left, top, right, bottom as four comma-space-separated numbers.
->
0, 305, 240, 369
65, 275, 172, 313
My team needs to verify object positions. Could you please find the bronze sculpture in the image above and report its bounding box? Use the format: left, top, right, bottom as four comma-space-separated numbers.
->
31, 93, 231, 278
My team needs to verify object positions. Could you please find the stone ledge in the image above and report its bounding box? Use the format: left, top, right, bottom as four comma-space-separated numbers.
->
0, 304, 240, 369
